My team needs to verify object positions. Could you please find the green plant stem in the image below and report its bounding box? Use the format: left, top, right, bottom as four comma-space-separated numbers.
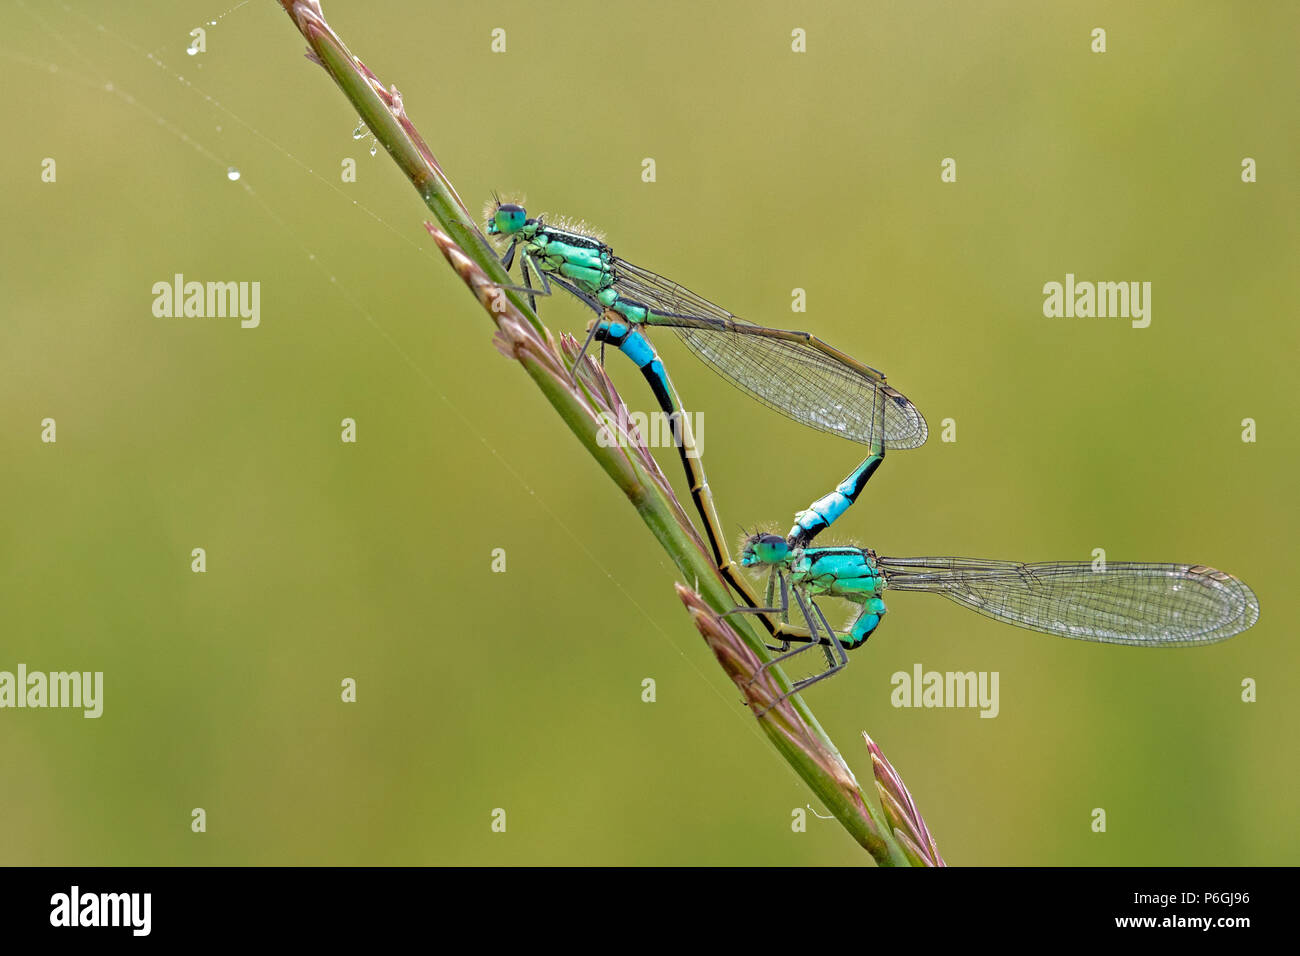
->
275, 0, 923, 866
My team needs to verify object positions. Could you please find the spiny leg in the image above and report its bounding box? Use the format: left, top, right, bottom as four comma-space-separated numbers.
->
748, 586, 838, 717
764, 568, 793, 653
783, 587, 838, 670
790, 599, 850, 693
518, 250, 557, 303
489, 246, 557, 306
539, 271, 610, 377
520, 250, 536, 313
571, 319, 605, 382
787, 597, 883, 703
813, 600, 848, 671
722, 569, 795, 653
767, 567, 783, 639
749, 579, 833, 686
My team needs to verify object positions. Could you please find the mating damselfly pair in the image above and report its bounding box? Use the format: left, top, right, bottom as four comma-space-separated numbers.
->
484, 197, 1259, 703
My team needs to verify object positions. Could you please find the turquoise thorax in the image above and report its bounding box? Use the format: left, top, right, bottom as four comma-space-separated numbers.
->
488, 202, 648, 323
740, 535, 887, 648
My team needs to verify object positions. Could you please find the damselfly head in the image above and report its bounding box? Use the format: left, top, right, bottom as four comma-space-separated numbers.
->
740, 532, 790, 567
484, 198, 527, 236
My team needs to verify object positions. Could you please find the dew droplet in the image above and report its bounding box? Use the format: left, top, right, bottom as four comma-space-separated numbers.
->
369, 141, 378, 156
226, 167, 240, 181
351, 120, 368, 140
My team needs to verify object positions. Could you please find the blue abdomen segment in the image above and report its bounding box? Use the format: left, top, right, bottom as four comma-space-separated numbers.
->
789, 490, 854, 542
787, 451, 884, 547
594, 321, 678, 416
845, 597, 887, 648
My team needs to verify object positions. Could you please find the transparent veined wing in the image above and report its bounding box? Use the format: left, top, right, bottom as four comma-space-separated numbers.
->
611, 257, 927, 450
876, 557, 1258, 646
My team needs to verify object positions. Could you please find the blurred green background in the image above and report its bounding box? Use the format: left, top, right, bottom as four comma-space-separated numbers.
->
2, 1, 1295, 865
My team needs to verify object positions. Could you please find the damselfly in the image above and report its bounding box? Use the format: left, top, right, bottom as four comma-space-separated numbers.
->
732, 532, 1260, 703
485, 198, 927, 449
